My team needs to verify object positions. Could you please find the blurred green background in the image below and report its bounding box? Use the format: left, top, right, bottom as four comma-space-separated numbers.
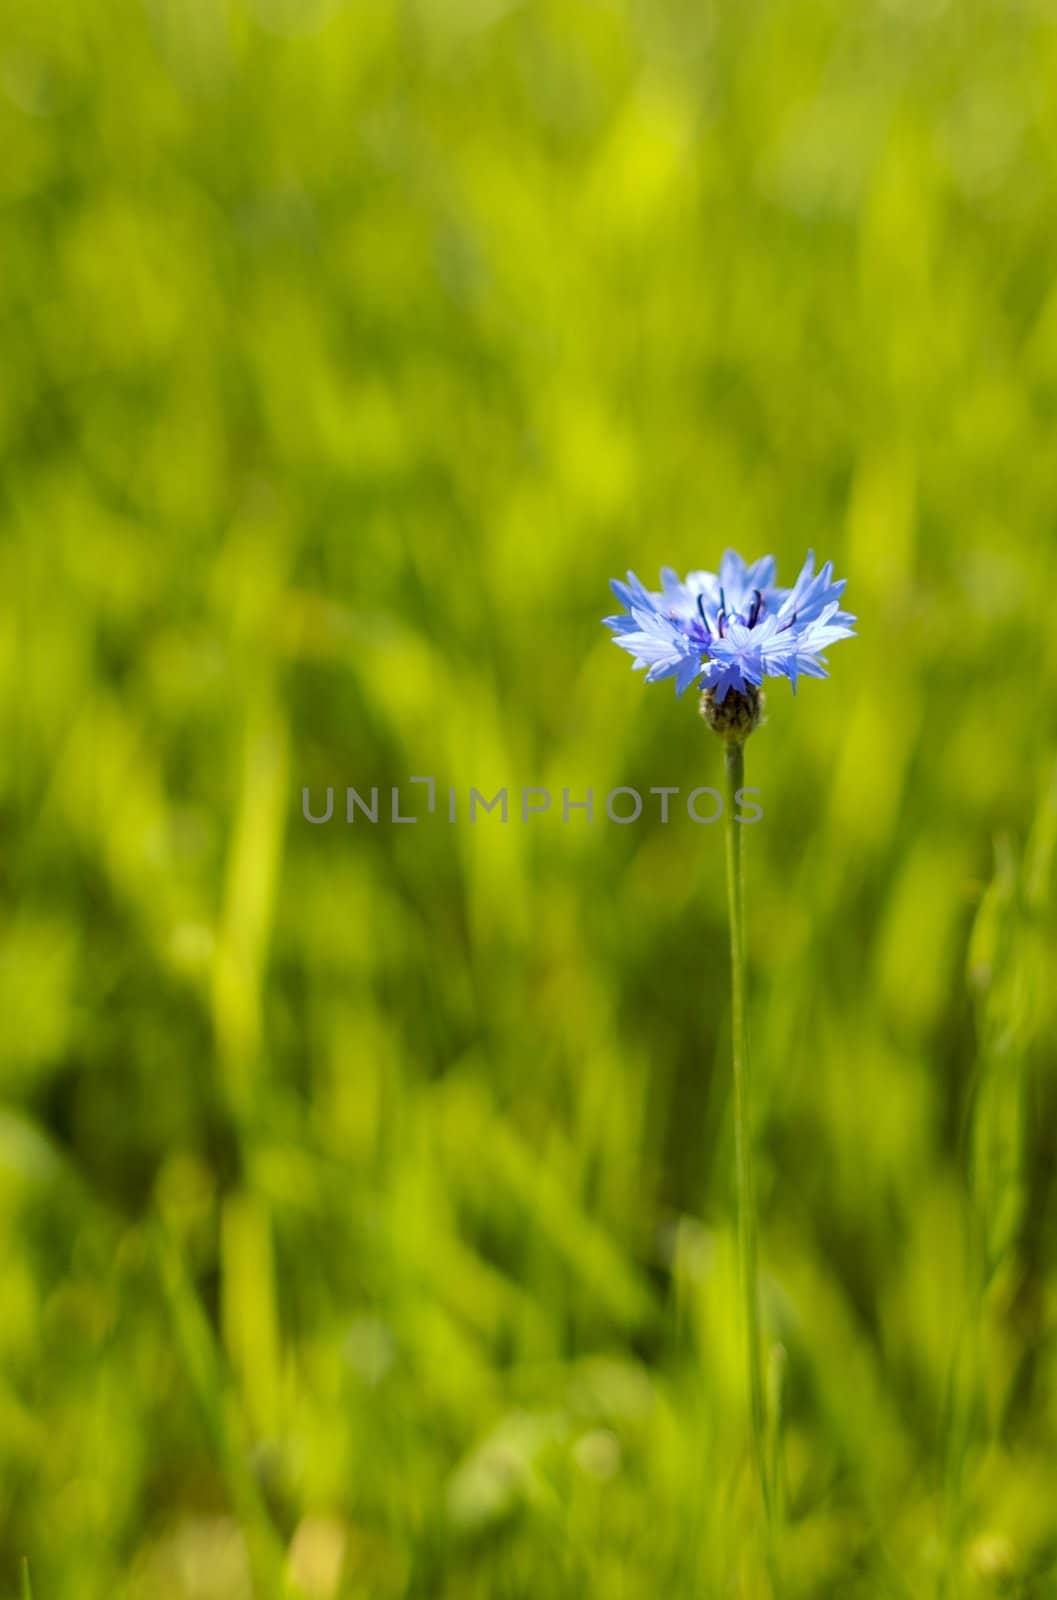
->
3, 0, 1057, 1594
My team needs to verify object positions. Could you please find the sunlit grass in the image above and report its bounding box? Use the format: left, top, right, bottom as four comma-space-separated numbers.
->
2, 0, 1057, 1594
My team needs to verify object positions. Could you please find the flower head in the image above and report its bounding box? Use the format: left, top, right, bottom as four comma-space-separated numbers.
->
604, 548, 855, 706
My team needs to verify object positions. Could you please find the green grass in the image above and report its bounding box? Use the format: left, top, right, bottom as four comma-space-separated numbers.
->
3, 0, 1057, 1595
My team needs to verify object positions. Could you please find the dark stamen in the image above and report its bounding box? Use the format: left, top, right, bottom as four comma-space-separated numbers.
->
777, 609, 798, 635
696, 593, 711, 637
748, 588, 763, 627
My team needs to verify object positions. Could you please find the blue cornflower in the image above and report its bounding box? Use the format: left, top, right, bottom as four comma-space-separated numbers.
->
604, 549, 855, 705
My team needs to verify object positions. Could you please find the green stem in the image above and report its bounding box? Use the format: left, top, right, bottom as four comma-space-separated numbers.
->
724, 740, 777, 1587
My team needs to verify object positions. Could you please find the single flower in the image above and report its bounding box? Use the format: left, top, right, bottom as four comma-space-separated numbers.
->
604, 548, 855, 703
